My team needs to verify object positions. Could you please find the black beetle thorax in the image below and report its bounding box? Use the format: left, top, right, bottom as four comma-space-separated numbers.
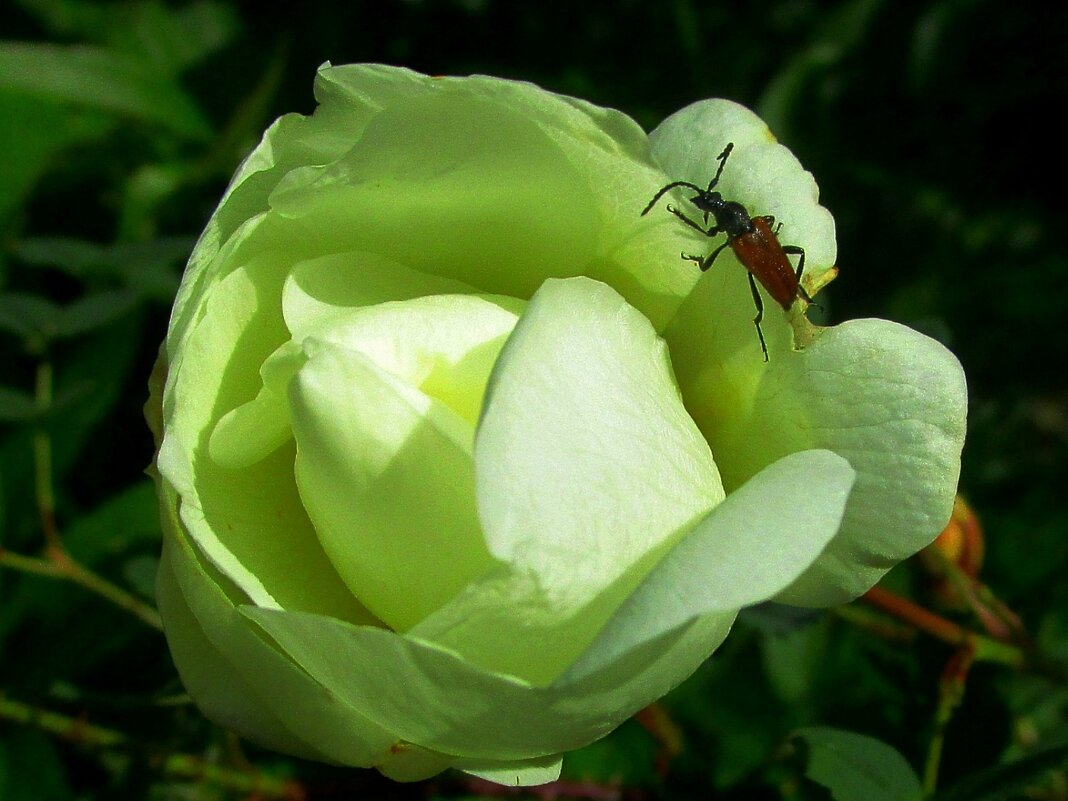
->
714, 201, 753, 238
692, 193, 753, 238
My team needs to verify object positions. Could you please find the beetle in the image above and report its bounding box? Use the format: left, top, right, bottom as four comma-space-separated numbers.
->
641, 142, 812, 361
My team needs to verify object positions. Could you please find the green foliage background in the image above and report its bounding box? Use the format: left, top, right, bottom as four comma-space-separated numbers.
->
1, 1, 1066, 799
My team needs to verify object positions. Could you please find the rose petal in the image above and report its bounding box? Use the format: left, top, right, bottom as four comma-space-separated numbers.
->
410, 276, 723, 684
240, 603, 733, 761
208, 340, 303, 469
564, 449, 855, 678
157, 262, 373, 622
266, 86, 602, 301
375, 743, 455, 782
156, 540, 328, 761
281, 251, 479, 338
665, 279, 967, 604
160, 494, 397, 766
455, 754, 563, 786
289, 339, 497, 631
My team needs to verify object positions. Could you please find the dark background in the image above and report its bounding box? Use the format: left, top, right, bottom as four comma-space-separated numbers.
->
1, 1, 1066, 799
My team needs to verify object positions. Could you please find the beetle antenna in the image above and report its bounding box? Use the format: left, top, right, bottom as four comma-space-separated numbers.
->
640, 181, 705, 216
706, 142, 734, 191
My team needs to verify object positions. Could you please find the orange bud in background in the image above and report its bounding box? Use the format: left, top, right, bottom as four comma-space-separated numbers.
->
922, 495, 984, 581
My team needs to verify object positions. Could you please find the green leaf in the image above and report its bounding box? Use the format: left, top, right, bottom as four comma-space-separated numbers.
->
793, 727, 923, 801
0, 90, 112, 224
16, 0, 239, 74
0, 730, 73, 801
760, 615, 832, 702
63, 481, 162, 565
931, 744, 1068, 801
0, 42, 212, 139
0, 292, 59, 344
0, 290, 139, 349
0, 387, 38, 422
54, 289, 140, 338
100, 0, 240, 75
15, 236, 190, 300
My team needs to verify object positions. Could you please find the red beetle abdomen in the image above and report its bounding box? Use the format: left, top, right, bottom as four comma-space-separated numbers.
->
729, 217, 799, 309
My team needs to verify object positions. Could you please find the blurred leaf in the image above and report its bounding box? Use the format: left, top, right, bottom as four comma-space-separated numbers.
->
932, 744, 1068, 801
0, 482, 160, 661
563, 719, 658, 785
118, 162, 194, 242
0, 290, 139, 350
793, 727, 922, 801
0, 315, 142, 547
0, 729, 73, 801
761, 617, 831, 702
0, 90, 112, 225
0, 386, 38, 422
668, 634, 786, 787
16, 236, 190, 301
12, 0, 109, 39
105, 1, 241, 75
122, 554, 159, 600
908, 0, 985, 92
54, 289, 140, 338
740, 602, 825, 635
16, 0, 239, 75
64, 481, 162, 565
757, 0, 886, 136
0, 292, 59, 351
0, 381, 96, 424
44, 316, 144, 474
0, 42, 212, 140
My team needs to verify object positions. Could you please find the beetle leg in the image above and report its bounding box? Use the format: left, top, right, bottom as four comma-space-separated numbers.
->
782, 245, 814, 303
698, 240, 730, 272
666, 204, 717, 237
747, 272, 770, 362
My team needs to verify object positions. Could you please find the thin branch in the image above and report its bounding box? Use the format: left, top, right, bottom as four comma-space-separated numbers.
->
0, 362, 166, 631
860, 586, 1023, 668
0, 694, 304, 800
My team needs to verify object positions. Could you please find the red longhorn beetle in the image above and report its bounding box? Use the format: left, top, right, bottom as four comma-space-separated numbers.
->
641, 142, 812, 361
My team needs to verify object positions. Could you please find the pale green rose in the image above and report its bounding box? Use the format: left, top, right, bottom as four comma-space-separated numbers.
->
148, 63, 967, 785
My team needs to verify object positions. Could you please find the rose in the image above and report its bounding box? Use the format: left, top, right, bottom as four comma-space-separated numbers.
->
148, 63, 967, 785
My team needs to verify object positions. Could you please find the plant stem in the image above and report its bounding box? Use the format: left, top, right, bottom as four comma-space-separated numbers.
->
34, 362, 61, 552
0, 693, 126, 747
0, 362, 166, 631
922, 646, 975, 797
0, 694, 303, 800
861, 586, 1023, 668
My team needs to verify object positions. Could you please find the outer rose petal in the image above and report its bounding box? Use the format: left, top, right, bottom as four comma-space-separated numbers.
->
565, 449, 855, 677
664, 251, 967, 605
157, 260, 375, 623
240, 603, 734, 762
158, 489, 398, 767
